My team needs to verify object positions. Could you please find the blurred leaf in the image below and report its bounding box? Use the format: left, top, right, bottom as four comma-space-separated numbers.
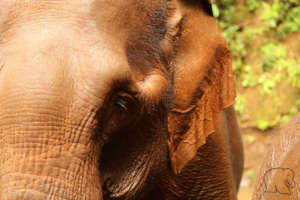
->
212, 3, 220, 18
281, 115, 293, 126
257, 120, 269, 131
247, 170, 256, 180
235, 94, 246, 114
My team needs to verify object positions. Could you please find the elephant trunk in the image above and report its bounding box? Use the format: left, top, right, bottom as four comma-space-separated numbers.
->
0, 68, 104, 199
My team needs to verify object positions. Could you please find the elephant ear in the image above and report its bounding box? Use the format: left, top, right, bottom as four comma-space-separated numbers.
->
167, 0, 236, 174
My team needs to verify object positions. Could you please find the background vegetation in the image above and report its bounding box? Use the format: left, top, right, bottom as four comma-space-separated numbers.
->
212, 0, 300, 130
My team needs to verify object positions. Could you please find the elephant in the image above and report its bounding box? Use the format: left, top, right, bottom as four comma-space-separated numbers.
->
263, 168, 295, 195
0, 0, 244, 200
253, 113, 300, 200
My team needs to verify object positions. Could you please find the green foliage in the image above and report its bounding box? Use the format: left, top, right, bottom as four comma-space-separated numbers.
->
246, 0, 262, 12
235, 94, 246, 114
212, 0, 300, 130
260, 0, 300, 37
212, 3, 220, 18
258, 74, 277, 95
241, 65, 257, 87
277, 6, 300, 37
257, 119, 269, 131
261, 43, 287, 71
261, 0, 284, 28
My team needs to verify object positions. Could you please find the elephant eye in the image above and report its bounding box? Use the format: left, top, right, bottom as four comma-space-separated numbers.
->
115, 97, 129, 111
114, 93, 136, 112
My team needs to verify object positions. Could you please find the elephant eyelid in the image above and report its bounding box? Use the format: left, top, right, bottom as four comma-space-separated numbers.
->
117, 92, 138, 102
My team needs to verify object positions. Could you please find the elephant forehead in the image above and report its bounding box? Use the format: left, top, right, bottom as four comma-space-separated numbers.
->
0, 0, 168, 72
0, 0, 166, 42
0, 0, 170, 106
0, 36, 129, 101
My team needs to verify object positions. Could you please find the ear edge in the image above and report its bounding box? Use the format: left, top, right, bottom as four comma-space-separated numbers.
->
169, 43, 236, 174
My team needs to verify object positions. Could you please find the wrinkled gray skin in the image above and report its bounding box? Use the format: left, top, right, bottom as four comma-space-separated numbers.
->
0, 0, 243, 200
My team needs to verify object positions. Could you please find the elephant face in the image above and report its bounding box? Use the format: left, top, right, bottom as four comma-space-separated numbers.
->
0, 0, 235, 200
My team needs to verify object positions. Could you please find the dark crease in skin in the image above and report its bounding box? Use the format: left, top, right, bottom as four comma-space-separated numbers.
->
161, 15, 186, 72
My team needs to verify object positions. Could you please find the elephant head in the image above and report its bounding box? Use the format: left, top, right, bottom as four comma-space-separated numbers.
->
0, 0, 235, 199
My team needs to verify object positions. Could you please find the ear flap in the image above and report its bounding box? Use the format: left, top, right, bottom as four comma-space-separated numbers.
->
168, 0, 236, 174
